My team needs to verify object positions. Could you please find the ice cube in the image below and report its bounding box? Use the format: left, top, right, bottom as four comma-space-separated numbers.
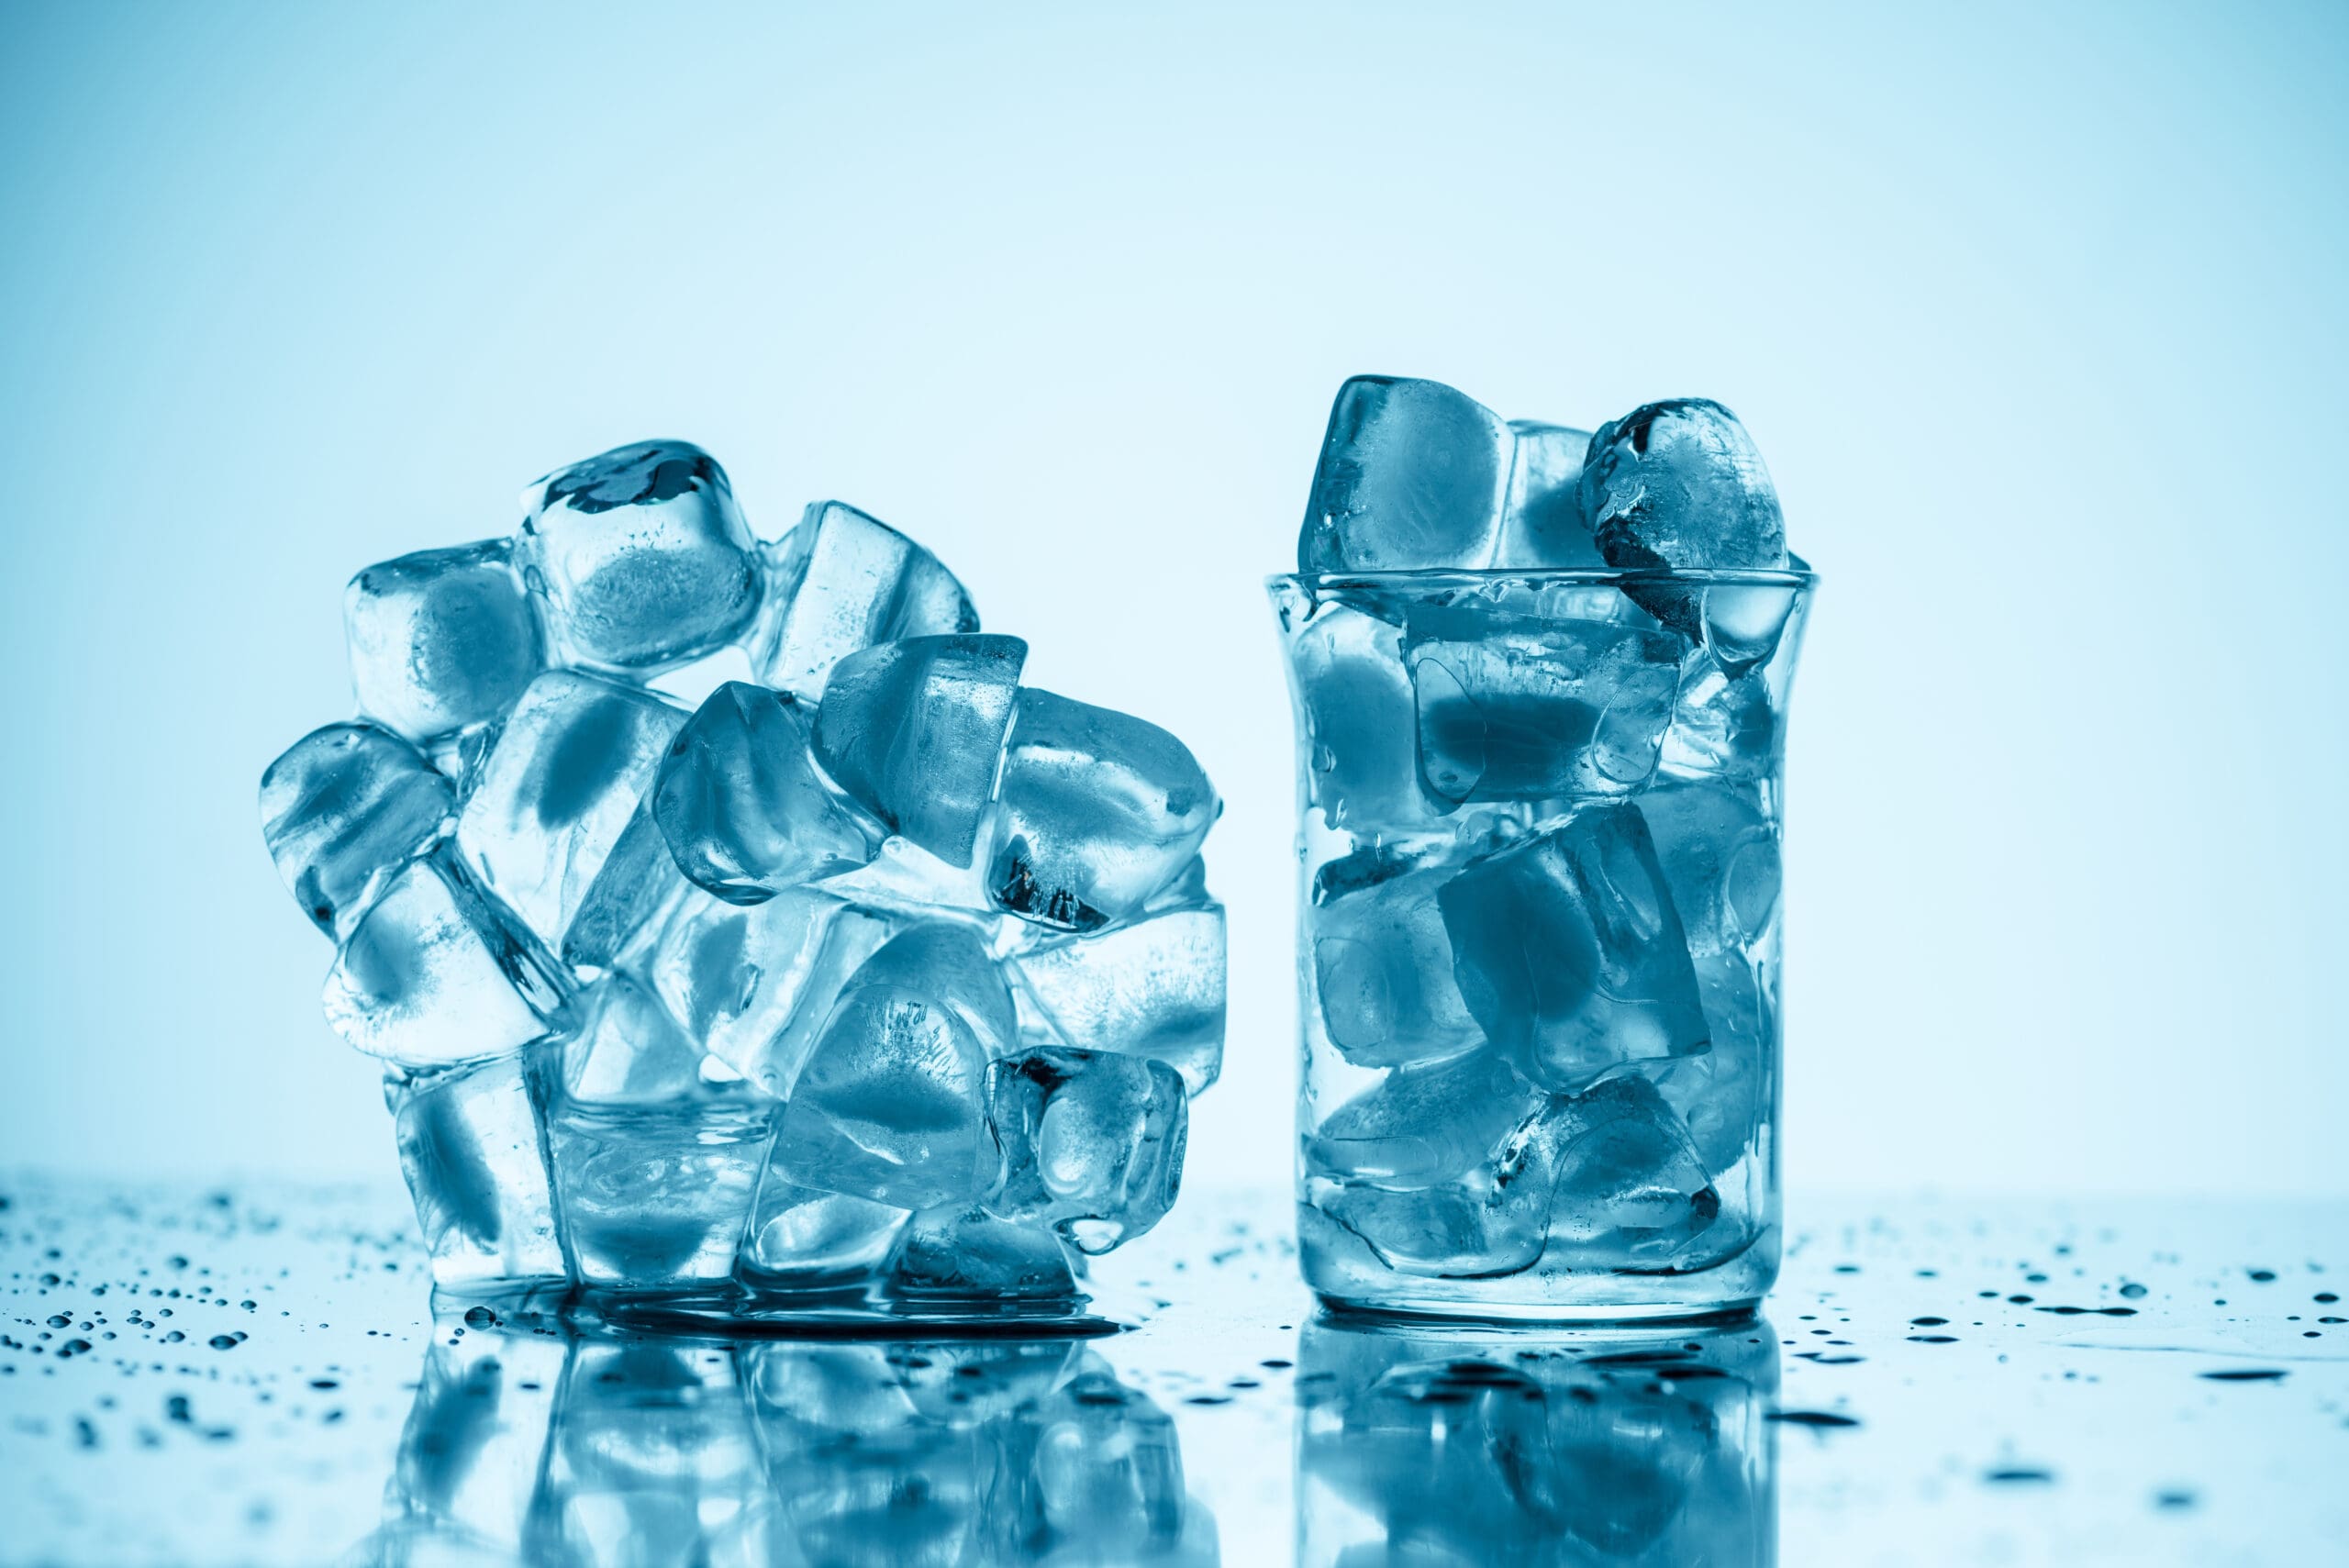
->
748, 500, 978, 701
322, 852, 566, 1066
518, 439, 763, 672
261, 722, 454, 939
984, 1046, 1187, 1253
1297, 375, 1512, 572
1406, 606, 1685, 804
455, 670, 688, 950
1008, 906, 1227, 1094
645, 886, 893, 1092
810, 634, 1027, 866
737, 1168, 907, 1288
984, 688, 1219, 933
882, 1206, 1079, 1302
1499, 420, 1602, 567
1579, 398, 1787, 573
561, 972, 708, 1105
1305, 1049, 1541, 1190
557, 797, 688, 973
1657, 962, 1773, 1179
546, 1086, 772, 1293
1545, 1075, 1722, 1261
1637, 778, 1780, 960
1316, 1096, 1575, 1278
1439, 804, 1709, 1092
1310, 858, 1486, 1070
651, 681, 879, 906
384, 1050, 563, 1289
1272, 590, 1434, 831
344, 539, 545, 743
769, 924, 1015, 1210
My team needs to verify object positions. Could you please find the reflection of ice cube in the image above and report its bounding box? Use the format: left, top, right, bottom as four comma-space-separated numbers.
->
1309, 859, 1485, 1069
737, 1168, 906, 1288
1499, 420, 1601, 567
811, 634, 1027, 867
651, 681, 878, 905
769, 924, 1014, 1209
518, 439, 763, 673
384, 1049, 563, 1288
1305, 1049, 1538, 1190
646, 887, 893, 1093
1441, 803, 1709, 1091
749, 500, 978, 701
984, 688, 1219, 934
1546, 1075, 1722, 1261
1275, 598, 1429, 829
344, 539, 545, 743
384, 1325, 563, 1551
1297, 375, 1511, 573
1004, 1361, 1192, 1561
1579, 398, 1786, 573
455, 670, 688, 951
261, 722, 453, 940
1314, 1097, 1573, 1280
882, 1206, 1078, 1302
538, 1341, 765, 1563
323, 852, 565, 1066
985, 1046, 1187, 1253
1008, 906, 1227, 1094
1406, 608, 1684, 804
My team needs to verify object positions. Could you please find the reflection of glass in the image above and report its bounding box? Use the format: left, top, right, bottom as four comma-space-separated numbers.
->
1297, 1313, 1777, 1566
1270, 571, 1811, 1318
344, 1323, 1220, 1565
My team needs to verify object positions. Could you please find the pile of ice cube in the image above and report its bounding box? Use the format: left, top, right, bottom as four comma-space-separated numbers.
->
1282, 378, 1804, 1292
261, 441, 1224, 1312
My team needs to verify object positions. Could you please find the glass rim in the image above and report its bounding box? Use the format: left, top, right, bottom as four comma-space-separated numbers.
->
1267, 564, 1819, 591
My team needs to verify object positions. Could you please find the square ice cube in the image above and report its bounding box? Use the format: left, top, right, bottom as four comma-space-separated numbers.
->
1007, 906, 1227, 1095
345, 539, 545, 742
384, 1049, 563, 1289
261, 722, 454, 940
984, 1045, 1187, 1253
1297, 376, 1512, 573
749, 500, 978, 701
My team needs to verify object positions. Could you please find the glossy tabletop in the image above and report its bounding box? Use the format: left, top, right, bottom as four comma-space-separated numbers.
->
1, 1176, 2341, 1566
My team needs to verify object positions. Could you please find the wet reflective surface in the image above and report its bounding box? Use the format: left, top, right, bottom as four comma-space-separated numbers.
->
1, 1177, 2342, 1564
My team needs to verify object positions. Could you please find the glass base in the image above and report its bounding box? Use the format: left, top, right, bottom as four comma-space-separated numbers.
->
1316, 1291, 1762, 1328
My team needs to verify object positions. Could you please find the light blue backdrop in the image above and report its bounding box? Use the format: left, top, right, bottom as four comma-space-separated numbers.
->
4, 1, 2342, 1198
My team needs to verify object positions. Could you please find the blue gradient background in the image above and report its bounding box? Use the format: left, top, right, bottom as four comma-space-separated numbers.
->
3, 2, 2343, 1199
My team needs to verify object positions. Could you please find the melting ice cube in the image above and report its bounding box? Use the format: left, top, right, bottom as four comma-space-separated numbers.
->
455, 670, 688, 950
1315, 1097, 1577, 1279
651, 681, 878, 906
1578, 398, 1786, 573
1008, 906, 1227, 1095
984, 1045, 1188, 1253
810, 634, 1027, 867
1498, 420, 1602, 568
1439, 804, 1709, 1091
384, 1050, 562, 1288
261, 722, 453, 940
1310, 856, 1486, 1070
882, 1206, 1078, 1302
322, 852, 565, 1066
518, 439, 763, 672
1297, 376, 1512, 573
736, 1168, 907, 1288
749, 500, 978, 701
344, 539, 545, 742
984, 688, 1219, 933
769, 924, 1015, 1210
1305, 1049, 1540, 1190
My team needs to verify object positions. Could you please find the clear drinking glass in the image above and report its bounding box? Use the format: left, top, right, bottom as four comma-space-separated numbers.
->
1268, 567, 1813, 1319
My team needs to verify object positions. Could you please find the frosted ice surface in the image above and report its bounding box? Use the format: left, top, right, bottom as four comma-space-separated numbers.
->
984, 688, 1218, 933
518, 439, 763, 672
748, 499, 977, 701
